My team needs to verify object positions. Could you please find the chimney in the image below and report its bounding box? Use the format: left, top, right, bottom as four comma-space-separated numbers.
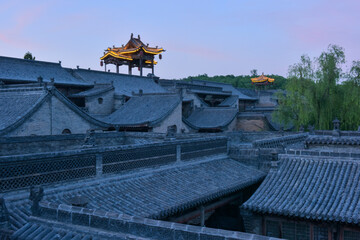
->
37, 76, 43, 84
77, 65, 79, 69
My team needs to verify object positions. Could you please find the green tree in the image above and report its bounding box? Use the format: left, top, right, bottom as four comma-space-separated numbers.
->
313, 44, 345, 129
273, 44, 358, 131
273, 55, 315, 130
339, 60, 360, 130
250, 69, 258, 77
24, 51, 35, 60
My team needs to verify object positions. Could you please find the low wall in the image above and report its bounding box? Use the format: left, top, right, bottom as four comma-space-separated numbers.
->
36, 201, 279, 240
0, 132, 127, 156
0, 137, 228, 192
284, 149, 360, 159
252, 133, 308, 148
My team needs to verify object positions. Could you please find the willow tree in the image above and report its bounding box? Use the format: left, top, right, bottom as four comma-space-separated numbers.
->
340, 60, 360, 130
273, 55, 315, 130
273, 45, 346, 130
312, 44, 345, 129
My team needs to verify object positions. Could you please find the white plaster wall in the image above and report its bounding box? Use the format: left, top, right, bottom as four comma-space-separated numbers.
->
152, 102, 189, 134
183, 91, 203, 107
51, 96, 95, 134
86, 90, 114, 115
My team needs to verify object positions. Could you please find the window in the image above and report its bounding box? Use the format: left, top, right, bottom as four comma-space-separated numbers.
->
98, 98, 103, 104
62, 129, 71, 134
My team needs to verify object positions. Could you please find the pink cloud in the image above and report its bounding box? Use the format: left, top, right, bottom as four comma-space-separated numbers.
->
0, 1, 56, 48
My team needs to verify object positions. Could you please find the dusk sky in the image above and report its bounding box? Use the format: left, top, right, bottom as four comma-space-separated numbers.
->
1, 0, 359, 79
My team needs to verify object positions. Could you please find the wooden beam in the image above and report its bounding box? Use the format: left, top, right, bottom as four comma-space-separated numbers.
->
169, 192, 243, 224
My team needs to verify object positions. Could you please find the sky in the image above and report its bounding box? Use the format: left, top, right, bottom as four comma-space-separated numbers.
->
0, 0, 359, 79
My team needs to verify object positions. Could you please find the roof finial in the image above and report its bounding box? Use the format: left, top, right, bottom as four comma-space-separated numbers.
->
138, 34, 140, 40
131, 33, 133, 39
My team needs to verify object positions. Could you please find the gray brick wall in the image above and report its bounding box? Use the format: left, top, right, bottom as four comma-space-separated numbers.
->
85, 89, 114, 115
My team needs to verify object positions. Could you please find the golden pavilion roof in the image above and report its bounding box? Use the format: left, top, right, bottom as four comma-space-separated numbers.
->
100, 35, 164, 62
251, 74, 275, 84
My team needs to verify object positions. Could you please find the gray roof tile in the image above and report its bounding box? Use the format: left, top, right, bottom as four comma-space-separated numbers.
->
184, 107, 238, 130
191, 80, 257, 100
0, 88, 47, 131
44, 158, 264, 219
218, 95, 238, 107
242, 155, 360, 224
72, 69, 167, 96
70, 84, 114, 98
0, 56, 91, 86
102, 94, 181, 126
0, 86, 110, 135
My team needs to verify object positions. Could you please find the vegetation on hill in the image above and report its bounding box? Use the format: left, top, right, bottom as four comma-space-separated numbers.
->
273, 44, 360, 131
179, 73, 288, 90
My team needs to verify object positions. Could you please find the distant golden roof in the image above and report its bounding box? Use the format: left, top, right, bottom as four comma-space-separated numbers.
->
251, 74, 275, 84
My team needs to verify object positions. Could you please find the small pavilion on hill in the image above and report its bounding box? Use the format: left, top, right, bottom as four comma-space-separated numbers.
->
100, 34, 165, 76
251, 73, 274, 86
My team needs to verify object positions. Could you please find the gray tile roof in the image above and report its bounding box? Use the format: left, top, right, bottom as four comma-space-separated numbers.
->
70, 84, 114, 98
0, 86, 110, 135
72, 69, 167, 96
102, 94, 181, 126
184, 107, 238, 130
237, 88, 258, 98
242, 155, 360, 224
0, 87, 48, 132
264, 112, 293, 131
44, 158, 265, 219
0, 56, 91, 86
191, 80, 257, 100
218, 95, 238, 107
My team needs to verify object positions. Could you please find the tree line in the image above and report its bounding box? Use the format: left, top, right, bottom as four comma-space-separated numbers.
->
180, 73, 287, 90
273, 44, 360, 131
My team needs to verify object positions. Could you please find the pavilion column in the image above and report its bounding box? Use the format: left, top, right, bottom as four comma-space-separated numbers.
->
128, 63, 132, 75
116, 64, 119, 74
139, 59, 143, 77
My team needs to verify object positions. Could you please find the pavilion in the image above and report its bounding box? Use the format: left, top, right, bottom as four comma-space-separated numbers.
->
100, 34, 165, 76
251, 73, 275, 86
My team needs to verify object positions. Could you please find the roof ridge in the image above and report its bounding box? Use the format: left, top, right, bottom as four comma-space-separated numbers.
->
0, 55, 62, 66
